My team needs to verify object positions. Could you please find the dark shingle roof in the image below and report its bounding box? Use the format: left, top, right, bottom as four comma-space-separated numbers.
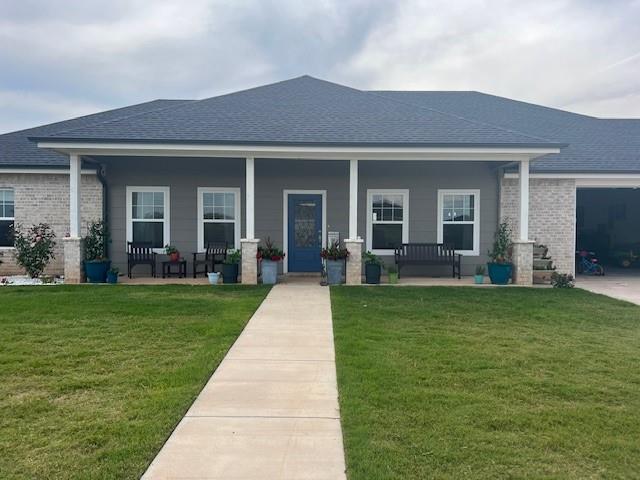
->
33, 76, 558, 148
374, 91, 640, 172
3, 76, 638, 172
0, 99, 193, 167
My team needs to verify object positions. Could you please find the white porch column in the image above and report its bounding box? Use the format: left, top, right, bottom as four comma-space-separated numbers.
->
64, 154, 84, 283
69, 154, 81, 238
245, 156, 255, 239
345, 159, 362, 284
513, 159, 533, 285
519, 159, 529, 241
241, 157, 259, 284
348, 159, 358, 240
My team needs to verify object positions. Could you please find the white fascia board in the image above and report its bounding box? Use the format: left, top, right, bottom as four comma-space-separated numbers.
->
504, 172, 640, 188
36, 141, 560, 161
0, 168, 97, 174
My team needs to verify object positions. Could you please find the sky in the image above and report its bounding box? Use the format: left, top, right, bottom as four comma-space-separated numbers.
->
1, 0, 640, 133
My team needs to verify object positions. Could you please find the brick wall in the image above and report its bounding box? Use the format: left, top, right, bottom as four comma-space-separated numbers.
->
500, 177, 576, 275
0, 173, 102, 276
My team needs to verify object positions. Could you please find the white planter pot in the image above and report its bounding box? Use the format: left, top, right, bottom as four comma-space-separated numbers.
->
208, 272, 220, 285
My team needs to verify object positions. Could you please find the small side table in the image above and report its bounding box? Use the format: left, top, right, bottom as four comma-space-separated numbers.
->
162, 259, 187, 278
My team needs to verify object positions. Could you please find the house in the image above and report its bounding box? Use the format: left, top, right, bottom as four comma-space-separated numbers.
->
1, 75, 638, 284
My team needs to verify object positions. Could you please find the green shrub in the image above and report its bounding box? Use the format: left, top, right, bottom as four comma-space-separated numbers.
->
13, 223, 56, 278
84, 221, 109, 261
551, 272, 575, 288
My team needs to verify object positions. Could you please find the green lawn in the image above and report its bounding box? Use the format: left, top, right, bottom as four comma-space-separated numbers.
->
0, 285, 269, 479
331, 287, 640, 479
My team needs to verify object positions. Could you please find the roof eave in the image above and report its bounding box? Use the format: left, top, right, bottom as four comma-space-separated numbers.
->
33, 138, 563, 162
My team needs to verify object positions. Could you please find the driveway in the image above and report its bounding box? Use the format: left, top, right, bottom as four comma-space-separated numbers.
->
577, 271, 640, 305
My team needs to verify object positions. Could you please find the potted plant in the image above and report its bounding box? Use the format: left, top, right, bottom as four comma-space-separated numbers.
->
320, 241, 349, 285
106, 267, 119, 284
487, 222, 513, 285
84, 220, 111, 283
222, 249, 241, 284
363, 251, 382, 284
164, 244, 180, 262
257, 237, 285, 285
387, 265, 398, 284
474, 265, 485, 285
207, 271, 220, 285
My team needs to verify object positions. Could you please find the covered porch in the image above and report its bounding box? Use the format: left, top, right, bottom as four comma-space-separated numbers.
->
45, 142, 550, 286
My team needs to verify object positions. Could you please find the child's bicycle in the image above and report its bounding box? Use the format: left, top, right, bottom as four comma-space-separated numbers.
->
576, 250, 605, 276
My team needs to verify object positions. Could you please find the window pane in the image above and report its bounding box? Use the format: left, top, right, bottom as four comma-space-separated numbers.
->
203, 206, 214, 220
382, 208, 393, 221
154, 192, 164, 207
443, 224, 474, 251
372, 208, 382, 222
372, 224, 402, 250
393, 207, 403, 221
372, 195, 383, 209
224, 193, 234, 207
224, 206, 235, 220
141, 192, 154, 206
133, 222, 164, 248
153, 206, 164, 220
203, 193, 213, 207
132, 205, 141, 219
142, 206, 155, 220
213, 206, 224, 220
204, 223, 234, 247
132, 192, 141, 206
0, 220, 13, 247
214, 193, 225, 206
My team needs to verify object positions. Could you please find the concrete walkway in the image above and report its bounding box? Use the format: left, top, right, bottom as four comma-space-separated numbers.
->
142, 284, 347, 479
577, 272, 640, 306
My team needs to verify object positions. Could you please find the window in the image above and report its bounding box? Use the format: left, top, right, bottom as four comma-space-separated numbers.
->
197, 187, 240, 251
0, 188, 14, 248
366, 190, 409, 254
126, 186, 170, 251
437, 189, 480, 255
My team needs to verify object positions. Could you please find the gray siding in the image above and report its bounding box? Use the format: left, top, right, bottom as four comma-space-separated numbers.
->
104, 157, 498, 276
359, 161, 499, 275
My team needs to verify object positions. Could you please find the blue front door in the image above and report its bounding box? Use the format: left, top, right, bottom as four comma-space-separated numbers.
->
288, 194, 323, 272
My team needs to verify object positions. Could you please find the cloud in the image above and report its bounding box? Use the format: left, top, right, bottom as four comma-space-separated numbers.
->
0, 0, 639, 133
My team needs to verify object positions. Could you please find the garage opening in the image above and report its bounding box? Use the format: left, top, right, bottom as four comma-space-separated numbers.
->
576, 188, 640, 272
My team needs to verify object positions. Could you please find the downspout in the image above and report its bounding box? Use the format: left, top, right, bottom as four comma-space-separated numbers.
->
84, 158, 109, 259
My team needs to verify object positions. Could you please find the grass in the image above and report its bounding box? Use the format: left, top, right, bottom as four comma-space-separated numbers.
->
0, 284, 269, 479
331, 287, 640, 479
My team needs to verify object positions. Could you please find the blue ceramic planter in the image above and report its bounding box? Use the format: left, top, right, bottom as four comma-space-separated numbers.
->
84, 260, 111, 283
487, 262, 512, 285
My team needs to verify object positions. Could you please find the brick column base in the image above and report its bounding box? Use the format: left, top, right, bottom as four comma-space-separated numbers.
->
63, 237, 85, 284
344, 238, 363, 285
240, 239, 260, 285
512, 240, 534, 286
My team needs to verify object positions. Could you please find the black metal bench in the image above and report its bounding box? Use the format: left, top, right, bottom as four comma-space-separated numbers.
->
192, 242, 228, 278
394, 243, 461, 279
127, 242, 157, 278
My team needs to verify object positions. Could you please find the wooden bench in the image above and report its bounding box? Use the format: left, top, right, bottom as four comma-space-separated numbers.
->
394, 243, 461, 279
127, 242, 157, 278
192, 242, 228, 278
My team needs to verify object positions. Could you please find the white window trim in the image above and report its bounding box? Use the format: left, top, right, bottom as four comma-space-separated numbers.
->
196, 187, 241, 252
126, 186, 170, 254
437, 189, 480, 256
366, 189, 409, 255
0, 187, 15, 250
